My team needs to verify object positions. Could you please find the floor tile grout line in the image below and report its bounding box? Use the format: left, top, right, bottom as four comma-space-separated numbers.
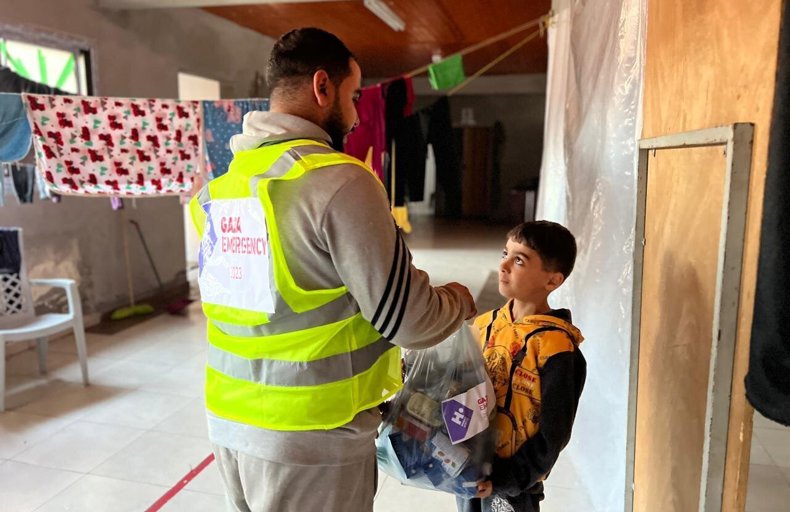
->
30, 473, 170, 512
11, 422, 147, 474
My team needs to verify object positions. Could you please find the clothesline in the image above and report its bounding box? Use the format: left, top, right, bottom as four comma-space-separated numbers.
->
448, 27, 544, 96
0, 94, 272, 201
2, 19, 543, 205
403, 11, 553, 79
2, 13, 555, 200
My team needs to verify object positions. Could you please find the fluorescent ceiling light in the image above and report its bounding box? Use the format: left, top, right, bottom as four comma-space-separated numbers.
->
364, 0, 406, 32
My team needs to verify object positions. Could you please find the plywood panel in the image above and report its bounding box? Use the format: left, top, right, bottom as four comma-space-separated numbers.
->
642, 1, 783, 509
634, 147, 726, 512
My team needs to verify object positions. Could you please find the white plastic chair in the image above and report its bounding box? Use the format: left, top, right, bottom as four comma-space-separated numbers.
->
0, 227, 89, 412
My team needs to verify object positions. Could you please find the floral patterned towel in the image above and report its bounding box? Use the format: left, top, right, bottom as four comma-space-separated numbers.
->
23, 94, 202, 196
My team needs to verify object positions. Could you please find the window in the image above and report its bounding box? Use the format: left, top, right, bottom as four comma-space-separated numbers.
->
0, 36, 91, 95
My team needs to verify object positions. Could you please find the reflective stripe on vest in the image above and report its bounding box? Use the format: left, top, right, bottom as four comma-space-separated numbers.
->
210, 291, 360, 337
190, 139, 402, 431
207, 331, 395, 386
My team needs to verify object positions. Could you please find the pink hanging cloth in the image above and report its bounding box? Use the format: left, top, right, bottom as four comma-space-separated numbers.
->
23, 94, 202, 196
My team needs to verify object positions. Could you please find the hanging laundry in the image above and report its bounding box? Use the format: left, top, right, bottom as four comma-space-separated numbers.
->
23, 94, 202, 196
0, 228, 21, 274
0, 66, 69, 95
35, 167, 49, 200
746, 0, 790, 427
0, 166, 5, 207
0, 93, 32, 162
389, 142, 412, 234
383, 77, 416, 201
203, 99, 269, 179
399, 143, 438, 216
420, 96, 461, 217
404, 77, 415, 117
392, 114, 427, 206
343, 84, 386, 181
32, 166, 60, 203
384, 78, 413, 146
428, 54, 466, 91
7, 162, 35, 203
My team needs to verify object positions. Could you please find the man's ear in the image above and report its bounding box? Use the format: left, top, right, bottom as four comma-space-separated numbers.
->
312, 70, 333, 107
546, 272, 565, 292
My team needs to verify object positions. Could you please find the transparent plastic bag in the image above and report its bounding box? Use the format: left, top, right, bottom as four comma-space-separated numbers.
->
376, 325, 496, 499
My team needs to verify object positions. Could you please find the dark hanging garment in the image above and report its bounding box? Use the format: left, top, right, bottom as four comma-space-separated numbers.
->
384, 78, 409, 146
0, 66, 70, 95
10, 163, 35, 203
0, 228, 21, 274
392, 114, 427, 206
383, 78, 411, 202
422, 96, 461, 217
745, 0, 790, 427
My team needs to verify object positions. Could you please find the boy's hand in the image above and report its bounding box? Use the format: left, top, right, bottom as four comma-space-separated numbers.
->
475, 480, 493, 498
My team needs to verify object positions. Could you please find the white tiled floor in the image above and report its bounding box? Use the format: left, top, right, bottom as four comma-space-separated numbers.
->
746, 412, 790, 512
0, 217, 595, 511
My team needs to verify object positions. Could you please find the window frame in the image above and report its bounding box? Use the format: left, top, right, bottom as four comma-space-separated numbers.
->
0, 23, 96, 95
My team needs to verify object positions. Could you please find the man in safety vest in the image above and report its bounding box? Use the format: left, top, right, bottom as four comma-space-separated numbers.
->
190, 27, 476, 512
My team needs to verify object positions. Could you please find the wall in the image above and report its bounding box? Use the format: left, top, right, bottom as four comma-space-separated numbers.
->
410, 92, 546, 222
448, 94, 545, 221
641, 0, 783, 509
0, 0, 274, 316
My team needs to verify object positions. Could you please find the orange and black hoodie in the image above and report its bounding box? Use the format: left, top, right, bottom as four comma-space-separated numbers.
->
474, 302, 586, 502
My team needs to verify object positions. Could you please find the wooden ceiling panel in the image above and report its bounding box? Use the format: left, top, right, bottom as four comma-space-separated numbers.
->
205, 0, 550, 77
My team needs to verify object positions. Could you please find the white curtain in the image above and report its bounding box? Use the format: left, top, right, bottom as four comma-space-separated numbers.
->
536, 0, 646, 509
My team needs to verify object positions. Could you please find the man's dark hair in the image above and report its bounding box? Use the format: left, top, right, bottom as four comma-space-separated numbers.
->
266, 27, 355, 93
507, 221, 577, 278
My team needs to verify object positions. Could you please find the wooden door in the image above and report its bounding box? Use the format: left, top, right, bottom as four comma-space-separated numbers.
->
628, 124, 753, 512
460, 127, 492, 218
633, 146, 726, 511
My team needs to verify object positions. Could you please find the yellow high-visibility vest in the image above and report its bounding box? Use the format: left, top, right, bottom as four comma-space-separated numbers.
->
190, 139, 402, 431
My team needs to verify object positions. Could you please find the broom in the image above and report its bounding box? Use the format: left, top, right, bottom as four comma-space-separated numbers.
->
111, 210, 154, 320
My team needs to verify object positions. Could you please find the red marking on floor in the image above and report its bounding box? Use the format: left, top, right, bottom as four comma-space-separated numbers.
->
145, 453, 215, 512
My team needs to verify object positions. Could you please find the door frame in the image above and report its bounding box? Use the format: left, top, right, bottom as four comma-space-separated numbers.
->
625, 123, 754, 512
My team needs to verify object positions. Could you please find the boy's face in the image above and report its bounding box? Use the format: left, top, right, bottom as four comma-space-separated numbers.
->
499, 238, 564, 303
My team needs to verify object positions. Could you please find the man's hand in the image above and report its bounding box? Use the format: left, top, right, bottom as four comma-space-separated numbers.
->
475, 480, 493, 498
445, 282, 477, 320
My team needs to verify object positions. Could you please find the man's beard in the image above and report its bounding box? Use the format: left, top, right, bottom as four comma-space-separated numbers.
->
325, 100, 348, 151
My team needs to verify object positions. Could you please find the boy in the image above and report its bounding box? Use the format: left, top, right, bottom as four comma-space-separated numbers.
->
459, 221, 587, 512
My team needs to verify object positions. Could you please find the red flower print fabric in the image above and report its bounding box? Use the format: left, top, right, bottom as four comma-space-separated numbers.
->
23, 94, 202, 196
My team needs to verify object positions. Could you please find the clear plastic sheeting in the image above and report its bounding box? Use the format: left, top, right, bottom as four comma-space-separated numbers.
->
536, 0, 646, 510
377, 326, 496, 499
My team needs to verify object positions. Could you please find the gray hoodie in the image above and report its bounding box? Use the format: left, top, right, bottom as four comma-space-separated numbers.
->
207, 111, 472, 466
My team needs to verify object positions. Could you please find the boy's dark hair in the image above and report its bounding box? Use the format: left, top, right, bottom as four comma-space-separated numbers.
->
507, 221, 577, 278
266, 28, 355, 92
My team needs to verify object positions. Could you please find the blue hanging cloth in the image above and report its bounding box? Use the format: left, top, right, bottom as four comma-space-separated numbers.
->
202, 99, 269, 179
0, 93, 32, 162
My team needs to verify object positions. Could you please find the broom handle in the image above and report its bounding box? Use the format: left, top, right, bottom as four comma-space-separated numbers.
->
120, 209, 135, 307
